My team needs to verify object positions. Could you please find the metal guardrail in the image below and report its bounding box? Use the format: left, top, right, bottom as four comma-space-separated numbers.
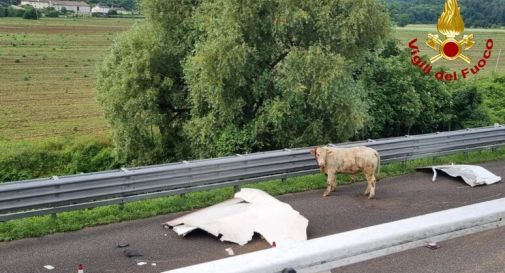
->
161, 198, 505, 273
1, 125, 504, 221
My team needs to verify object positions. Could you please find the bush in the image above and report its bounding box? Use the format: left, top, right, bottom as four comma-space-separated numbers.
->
7, 6, 25, 17
107, 9, 117, 16
46, 10, 59, 17
23, 6, 39, 19
0, 6, 7, 17
0, 137, 119, 183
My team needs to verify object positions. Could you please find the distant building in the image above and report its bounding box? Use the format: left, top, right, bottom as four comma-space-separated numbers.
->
20, 0, 51, 9
20, 0, 91, 15
91, 4, 109, 14
52, 1, 91, 15
91, 4, 130, 15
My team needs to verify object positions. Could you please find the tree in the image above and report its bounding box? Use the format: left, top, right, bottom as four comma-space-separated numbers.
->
361, 45, 453, 138
0, 6, 7, 17
96, 0, 197, 164
23, 6, 39, 19
107, 9, 117, 16
97, 0, 391, 164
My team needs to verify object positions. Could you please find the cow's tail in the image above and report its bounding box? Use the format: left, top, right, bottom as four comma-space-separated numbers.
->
375, 150, 381, 179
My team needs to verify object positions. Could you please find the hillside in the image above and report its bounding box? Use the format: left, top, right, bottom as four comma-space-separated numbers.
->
387, 0, 505, 27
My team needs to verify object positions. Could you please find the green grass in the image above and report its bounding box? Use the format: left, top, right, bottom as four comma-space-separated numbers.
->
394, 25, 505, 76
1, 147, 505, 241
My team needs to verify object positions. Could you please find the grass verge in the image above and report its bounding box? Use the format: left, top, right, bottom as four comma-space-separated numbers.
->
1, 147, 505, 241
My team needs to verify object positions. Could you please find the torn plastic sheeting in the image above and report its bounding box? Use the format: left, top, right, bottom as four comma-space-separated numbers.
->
424, 165, 502, 187
165, 188, 308, 247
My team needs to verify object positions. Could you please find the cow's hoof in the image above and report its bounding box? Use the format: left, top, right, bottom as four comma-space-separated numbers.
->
323, 191, 331, 197
367, 195, 375, 200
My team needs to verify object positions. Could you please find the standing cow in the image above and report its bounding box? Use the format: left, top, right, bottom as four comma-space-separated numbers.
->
310, 146, 380, 199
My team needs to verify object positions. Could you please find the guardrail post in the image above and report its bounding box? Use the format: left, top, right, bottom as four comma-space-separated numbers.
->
233, 185, 241, 193
51, 213, 57, 221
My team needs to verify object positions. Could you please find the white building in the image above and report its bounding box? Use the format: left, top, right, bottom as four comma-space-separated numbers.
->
20, 0, 91, 15
52, 1, 90, 15
91, 4, 109, 14
20, 0, 51, 9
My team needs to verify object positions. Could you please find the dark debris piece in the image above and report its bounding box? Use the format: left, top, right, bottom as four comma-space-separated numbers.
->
123, 249, 143, 258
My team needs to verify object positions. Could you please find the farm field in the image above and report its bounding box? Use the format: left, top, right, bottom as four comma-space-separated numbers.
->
0, 17, 136, 141
395, 25, 505, 76
0, 21, 504, 141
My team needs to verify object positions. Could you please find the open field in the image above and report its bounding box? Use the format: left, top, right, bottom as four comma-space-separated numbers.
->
0, 21, 503, 141
0, 17, 136, 141
395, 25, 505, 76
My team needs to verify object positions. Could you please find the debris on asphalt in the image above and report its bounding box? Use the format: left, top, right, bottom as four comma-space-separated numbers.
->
225, 247, 235, 256
165, 188, 309, 246
43, 265, 55, 270
137, 262, 147, 266
417, 165, 502, 187
425, 242, 441, 250
117, 243, 130, 248
282, 268, 297, 273
123, 249, 142, 258
151, 263, 157, 267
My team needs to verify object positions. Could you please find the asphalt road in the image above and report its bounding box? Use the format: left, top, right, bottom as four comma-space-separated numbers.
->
0, 161, 504, 273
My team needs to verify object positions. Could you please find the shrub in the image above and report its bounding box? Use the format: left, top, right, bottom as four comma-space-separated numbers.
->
23, 6, 39, 20
8, 6, 25, 17
0, 6, 7, 17
46, 10, 59, 17
0, 137, 119, 183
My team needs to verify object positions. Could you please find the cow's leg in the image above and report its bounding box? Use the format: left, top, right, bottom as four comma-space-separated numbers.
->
323, 172, 336, 197
364, 180, 371, 196
350, 174, 356, 183
365, 172, 377, 199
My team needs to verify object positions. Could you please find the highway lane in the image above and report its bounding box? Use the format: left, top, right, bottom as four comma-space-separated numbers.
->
0, 160, 504, 273
334, 226, 505, 273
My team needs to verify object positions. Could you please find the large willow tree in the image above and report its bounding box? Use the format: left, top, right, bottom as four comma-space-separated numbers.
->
96, 0, 391, 164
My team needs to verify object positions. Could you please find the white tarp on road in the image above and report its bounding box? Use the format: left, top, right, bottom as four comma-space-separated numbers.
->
427, 165, 502, 187
165, 188, 309, 247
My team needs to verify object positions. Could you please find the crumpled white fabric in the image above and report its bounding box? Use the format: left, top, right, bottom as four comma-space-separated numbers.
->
431, 165, 502, 187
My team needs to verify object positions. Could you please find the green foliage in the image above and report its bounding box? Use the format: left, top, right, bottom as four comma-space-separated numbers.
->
450, 84, 490, 129
361, 46, 453, 138
0, 138, 118, 183
0, 6, 7, 17
96, 21, 192, 165
7, 6, 25, 17
473, 75, 505, 124
98, 0, 391, 163
22, 6, 39, 20
387, 0, 505, 27
107, 9, 117, 16
46, 10, 59, 17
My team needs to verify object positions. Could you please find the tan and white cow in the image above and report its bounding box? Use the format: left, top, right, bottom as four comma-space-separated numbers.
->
310, 146, 380, 199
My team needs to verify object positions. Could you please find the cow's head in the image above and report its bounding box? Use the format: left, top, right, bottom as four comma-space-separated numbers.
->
310, 146, 327, 169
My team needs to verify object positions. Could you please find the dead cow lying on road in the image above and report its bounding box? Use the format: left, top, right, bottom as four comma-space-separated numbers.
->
310, 146, 380, 199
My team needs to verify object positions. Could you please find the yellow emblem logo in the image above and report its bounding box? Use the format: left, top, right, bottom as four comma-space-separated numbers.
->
426, 0, 475, 63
